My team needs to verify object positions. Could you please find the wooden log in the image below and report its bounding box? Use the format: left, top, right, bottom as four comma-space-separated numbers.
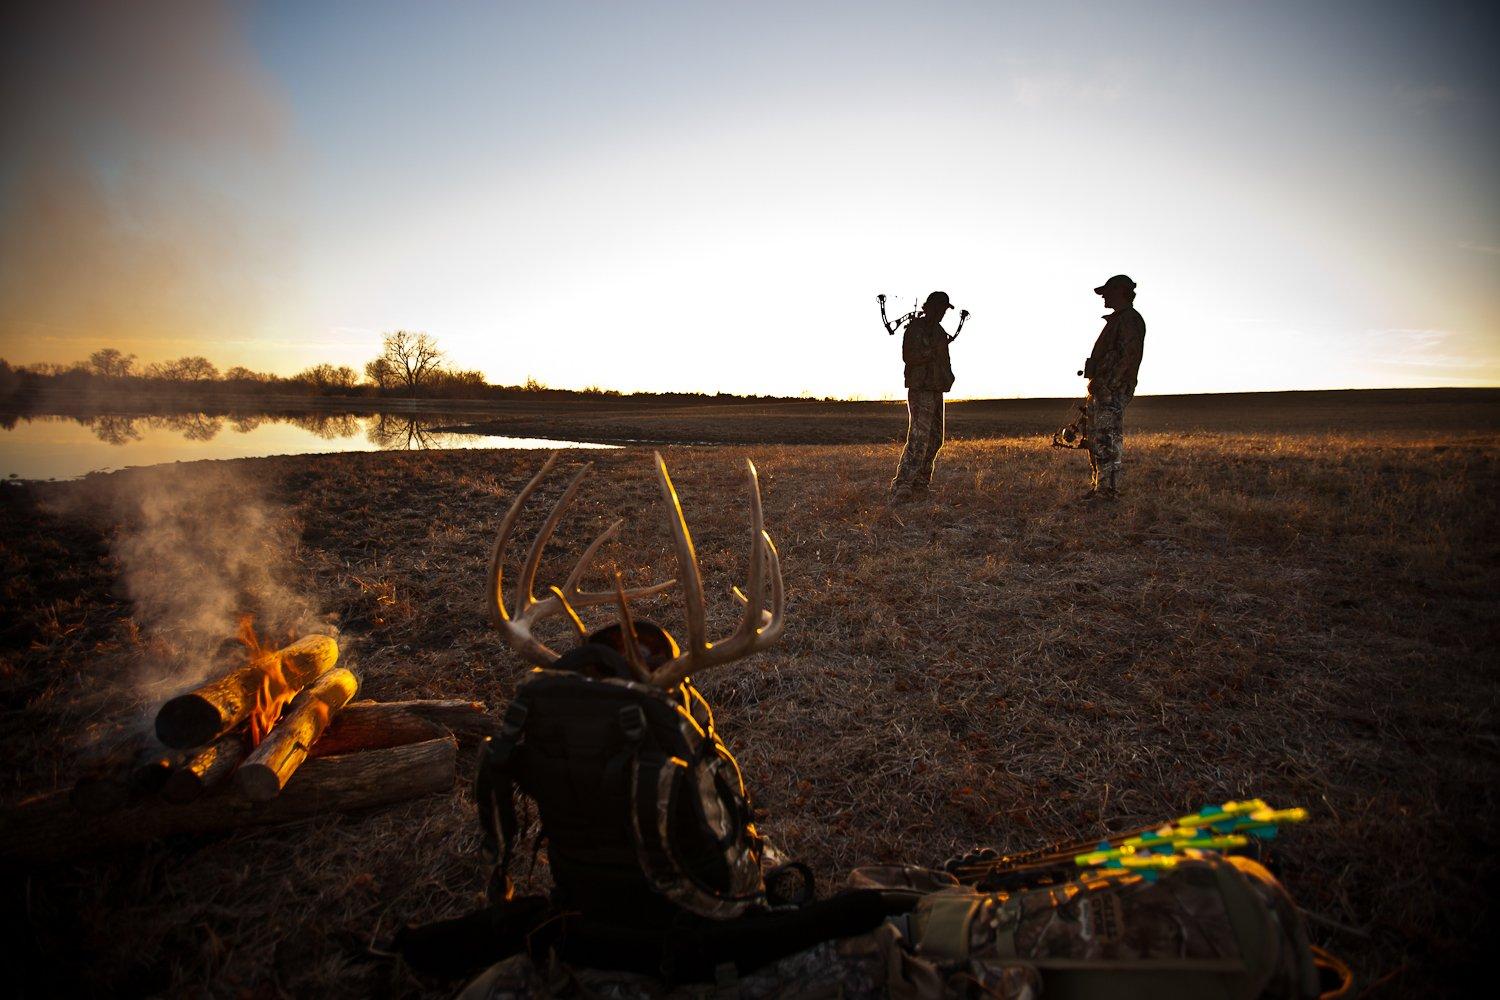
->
310, 707, 447, 758
159, 734, 248, 804
1, 736, 457, 866
236, 668, 359, 802
154, 634, 340, 749
335, 699, 495, 738
70, 734, 187, 814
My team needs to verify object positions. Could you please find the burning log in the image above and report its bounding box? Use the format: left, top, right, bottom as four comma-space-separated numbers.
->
237, 667, 359, 802
1, 736, 458, 865
159, 734, 249, 805
154, 633, 340, 749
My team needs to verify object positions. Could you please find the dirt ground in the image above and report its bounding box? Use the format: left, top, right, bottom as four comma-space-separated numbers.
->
2, 390, 1497, 997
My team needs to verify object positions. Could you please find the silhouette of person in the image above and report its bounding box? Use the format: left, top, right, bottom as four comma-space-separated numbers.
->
1081, 275, 1146, 499
889, 291, 966, 501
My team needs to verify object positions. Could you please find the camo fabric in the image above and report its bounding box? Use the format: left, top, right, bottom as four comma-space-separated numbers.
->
902, 316, 955, 392
891, 389, 945, 496
1086, 386, 1131, 493
882, 856, 1319, 1000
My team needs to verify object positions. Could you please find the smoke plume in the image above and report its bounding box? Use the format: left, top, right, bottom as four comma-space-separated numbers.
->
102, 464, 329, 697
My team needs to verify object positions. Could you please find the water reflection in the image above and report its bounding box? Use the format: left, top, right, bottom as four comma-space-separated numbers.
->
89, 414, 144, 445
1, 408, 614, 481
368, 413, 453, 449
71, 410, 404, 446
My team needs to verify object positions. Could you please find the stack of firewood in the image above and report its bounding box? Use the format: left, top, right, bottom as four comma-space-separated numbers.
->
1, 633, 496, 865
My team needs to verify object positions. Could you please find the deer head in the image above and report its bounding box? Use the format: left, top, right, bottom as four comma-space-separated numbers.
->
486, 451, 786, 688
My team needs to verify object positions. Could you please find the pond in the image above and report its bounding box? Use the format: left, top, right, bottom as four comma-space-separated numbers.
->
0, 410, 614, 481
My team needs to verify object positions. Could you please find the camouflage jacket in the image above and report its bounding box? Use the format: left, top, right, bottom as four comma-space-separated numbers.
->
1087, 306, 1146, 395
903, 316, 955, 392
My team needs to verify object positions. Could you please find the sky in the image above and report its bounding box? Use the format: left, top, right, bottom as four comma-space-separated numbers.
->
1, 0, 1496, 398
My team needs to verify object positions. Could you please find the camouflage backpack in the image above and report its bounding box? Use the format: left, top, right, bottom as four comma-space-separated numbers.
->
473, 630, 772, 924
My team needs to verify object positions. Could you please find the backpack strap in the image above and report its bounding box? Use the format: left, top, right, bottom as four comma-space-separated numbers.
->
474, 698, 529, 897
630, 750, 766, 920
601, 703, 647, 798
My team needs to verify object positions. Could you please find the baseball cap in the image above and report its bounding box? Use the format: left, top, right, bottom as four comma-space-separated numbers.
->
923, 291, 953, 311
1093, 275, 1136, 295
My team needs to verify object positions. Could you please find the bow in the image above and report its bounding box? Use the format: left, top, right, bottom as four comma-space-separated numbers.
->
877, 294, 919, 336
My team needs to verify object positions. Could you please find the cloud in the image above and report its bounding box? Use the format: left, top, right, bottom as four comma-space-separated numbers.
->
1458, 241, 1500, 256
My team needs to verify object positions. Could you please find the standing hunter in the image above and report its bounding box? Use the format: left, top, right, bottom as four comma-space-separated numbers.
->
879, 290, 968, 501
1078, 274, 1147, 499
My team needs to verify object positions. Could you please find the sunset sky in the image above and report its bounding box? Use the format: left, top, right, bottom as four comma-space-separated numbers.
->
1, 0, 1496, 398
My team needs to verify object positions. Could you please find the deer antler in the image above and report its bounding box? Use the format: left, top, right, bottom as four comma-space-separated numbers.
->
487, 452, 675, 666
649, 451, 786, 689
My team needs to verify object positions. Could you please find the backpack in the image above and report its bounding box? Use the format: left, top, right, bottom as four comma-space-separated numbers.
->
473, 632, 770, 924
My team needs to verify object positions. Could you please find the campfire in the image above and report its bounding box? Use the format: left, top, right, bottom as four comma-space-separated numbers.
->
2, 620, 498, 864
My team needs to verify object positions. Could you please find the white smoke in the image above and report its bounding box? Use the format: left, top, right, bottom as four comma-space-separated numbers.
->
104, 464, 330, 696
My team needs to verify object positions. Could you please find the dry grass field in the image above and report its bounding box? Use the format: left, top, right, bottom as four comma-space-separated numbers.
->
2, 391, 1497, 997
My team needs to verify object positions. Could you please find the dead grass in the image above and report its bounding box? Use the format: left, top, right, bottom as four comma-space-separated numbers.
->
2, 426, 1497, 997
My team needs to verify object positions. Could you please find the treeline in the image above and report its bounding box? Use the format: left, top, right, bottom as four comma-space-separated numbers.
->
0, 331, 806, 404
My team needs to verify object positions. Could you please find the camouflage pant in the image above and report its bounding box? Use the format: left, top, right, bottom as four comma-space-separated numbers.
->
892, 390, 945, 494
1086, 387, 1132, 492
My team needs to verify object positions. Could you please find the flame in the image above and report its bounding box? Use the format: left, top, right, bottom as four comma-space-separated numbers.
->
236, 615, 293, 748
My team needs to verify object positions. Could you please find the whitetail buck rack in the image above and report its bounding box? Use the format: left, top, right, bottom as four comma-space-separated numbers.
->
485, 451, 786, 685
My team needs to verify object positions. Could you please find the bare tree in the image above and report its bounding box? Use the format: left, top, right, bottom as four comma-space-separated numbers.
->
295, 363, 359, 390
364, 357, 398, 389
370, 331, 445, 396
147, 356, 219, 381
88, 348, 137, 378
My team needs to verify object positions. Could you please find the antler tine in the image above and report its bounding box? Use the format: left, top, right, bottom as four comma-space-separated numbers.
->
548, 586, 589, 641
487, 452, 564, 665
737, 459, 766, 639
487, 451, 560, 630
516, 462, 594, 613
758, 530, 786, 645
561, 518, 676, 608
654, 451, 708, 657
650, 458, 787, 690
614, 572, 652, 683
490, 453, 680, 670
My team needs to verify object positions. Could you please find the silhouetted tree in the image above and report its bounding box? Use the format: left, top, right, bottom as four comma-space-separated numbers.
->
148, 356, 219, 381
364, 357, 398, 389
370, 331, 445, 396
88, 348, 137, 378
295, 363, 359, 390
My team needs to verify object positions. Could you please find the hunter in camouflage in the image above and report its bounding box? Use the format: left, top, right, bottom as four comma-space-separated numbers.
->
1081, 274, 1146, 499
890, 291, 966, 501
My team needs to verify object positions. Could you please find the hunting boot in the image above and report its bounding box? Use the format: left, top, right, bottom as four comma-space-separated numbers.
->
1101, 465, 1121, 500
